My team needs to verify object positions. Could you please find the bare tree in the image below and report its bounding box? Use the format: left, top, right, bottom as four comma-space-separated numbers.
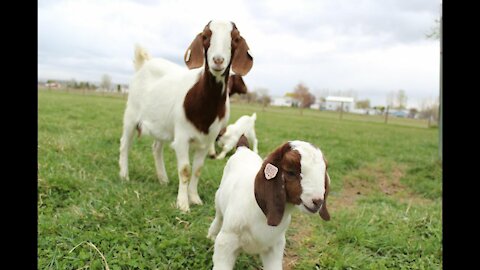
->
292, 83, 316, 115
395, 89, 408, 109
418, 97, 440, 126
386, 91, 395, 108
293, 83, 316, 108
426, 18, 440, 40
100, 74, 112, 91
245, 92, 258, 103
408, 108, 419, 119
255, 88, 272, 111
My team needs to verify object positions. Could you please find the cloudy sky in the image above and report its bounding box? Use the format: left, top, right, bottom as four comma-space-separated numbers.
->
38, 0, 441, 108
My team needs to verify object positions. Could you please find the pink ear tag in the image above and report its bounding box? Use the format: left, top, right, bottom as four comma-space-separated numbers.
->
264, 163, 278, 180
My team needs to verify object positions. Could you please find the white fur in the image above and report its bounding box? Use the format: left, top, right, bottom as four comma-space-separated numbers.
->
207, 21, 234, 79
119, 22, 235, 212
215, 113, 258, 160
208, 142, 328, 270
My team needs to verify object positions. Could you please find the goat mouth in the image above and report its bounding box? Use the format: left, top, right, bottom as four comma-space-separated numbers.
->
212, 66, 224, 72
302, 203, 320, 213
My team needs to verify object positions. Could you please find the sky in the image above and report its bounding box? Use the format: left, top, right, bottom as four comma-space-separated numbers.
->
38, 0, 441, 108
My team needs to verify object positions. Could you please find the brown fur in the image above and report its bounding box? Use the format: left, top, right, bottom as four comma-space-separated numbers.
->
230, 25, 253, 76
319, 156, 331, 221
136, 123, 142, 138
180, 165, 191, 183
236, 134, 250, 149
228, 74, 248, 96
254, 143, 331, 226
254, 143, 301, 226
183, 72, 227, 134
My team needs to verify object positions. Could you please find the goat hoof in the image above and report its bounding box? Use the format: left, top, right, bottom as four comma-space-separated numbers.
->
189, 193, 203, 205
208, 154, 216, 159
176, 200, 190, 212
119, 172, 129, 181
207, 232, 217, 241
157, 175, 169, 185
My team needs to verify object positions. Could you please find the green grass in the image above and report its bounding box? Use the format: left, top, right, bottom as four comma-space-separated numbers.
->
38, 90, 442, 269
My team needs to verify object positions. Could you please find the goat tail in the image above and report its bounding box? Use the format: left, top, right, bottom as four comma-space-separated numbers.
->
133, 44, 151, 71
251, 112, 257, 121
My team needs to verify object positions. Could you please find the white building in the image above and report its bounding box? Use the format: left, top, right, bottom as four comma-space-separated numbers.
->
271, 96, 296, 107
325, 96, 355, 112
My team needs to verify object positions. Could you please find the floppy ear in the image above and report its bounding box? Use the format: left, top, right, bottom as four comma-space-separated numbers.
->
236, 134, 250, 149
216, 127, 227, 142
228, 75, 248, 96
231, 36, 253, 76
184, 33, 205, 69
254, 143, 290, 226
319, 171, 331, 221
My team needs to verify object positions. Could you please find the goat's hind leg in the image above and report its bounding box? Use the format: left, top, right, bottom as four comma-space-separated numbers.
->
119, 119, 137, 180
207, 203, 223, 241
153, 140, 169, 184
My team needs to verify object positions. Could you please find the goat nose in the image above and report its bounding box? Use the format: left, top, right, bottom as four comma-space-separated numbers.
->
312, 198, 324, 207
213, 56, 224, 65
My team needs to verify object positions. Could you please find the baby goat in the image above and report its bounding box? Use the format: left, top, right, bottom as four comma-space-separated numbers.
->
207, 74, 248, 158
215, 112, 258, 159
208, 141, 330, 270
119, 20, 253, 212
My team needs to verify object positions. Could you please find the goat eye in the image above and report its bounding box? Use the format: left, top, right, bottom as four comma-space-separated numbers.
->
286, 171, 296, 177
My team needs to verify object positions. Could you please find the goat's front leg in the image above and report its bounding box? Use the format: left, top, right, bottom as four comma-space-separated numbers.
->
188, 147, 208, 205
212, 231, 240, 270
260, 236, 286, 270
173, 137, 191, 212
215, 141, 234, 160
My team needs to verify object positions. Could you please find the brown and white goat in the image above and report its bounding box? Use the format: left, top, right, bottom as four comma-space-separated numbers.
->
119, 20, 253, 212
208, 140, 330, 269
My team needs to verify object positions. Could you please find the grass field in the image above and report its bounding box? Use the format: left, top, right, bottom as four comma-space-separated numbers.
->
38, 90, 442, 269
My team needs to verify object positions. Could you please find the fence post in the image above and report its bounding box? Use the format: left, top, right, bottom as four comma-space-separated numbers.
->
384, 106, 389, 124
439, 15, 443, 161
339, 102, 344, 120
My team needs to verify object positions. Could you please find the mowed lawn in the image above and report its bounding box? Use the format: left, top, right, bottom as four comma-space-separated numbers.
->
38, 90, 442, 269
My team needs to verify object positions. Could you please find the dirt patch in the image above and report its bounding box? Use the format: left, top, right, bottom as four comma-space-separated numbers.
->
332, 161, 432, 209
282, 161, 432, 268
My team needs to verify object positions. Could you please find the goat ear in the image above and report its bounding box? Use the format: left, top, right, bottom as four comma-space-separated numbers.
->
184, 33, 204, 69
254, 143, 290, 226
231, 36, 253, 76
228, 75, 248, 96
216, 127, 227, 142
319, 171, 331, 221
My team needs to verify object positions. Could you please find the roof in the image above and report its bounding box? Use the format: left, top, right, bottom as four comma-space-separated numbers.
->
325, 96, 354, 103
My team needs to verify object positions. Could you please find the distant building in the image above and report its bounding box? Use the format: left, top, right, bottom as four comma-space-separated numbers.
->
350, 108, 371, 115
45, 82, 62, 88
325, 96, 354, 112
388, 109, 409, 118
271, 96, 296, 107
